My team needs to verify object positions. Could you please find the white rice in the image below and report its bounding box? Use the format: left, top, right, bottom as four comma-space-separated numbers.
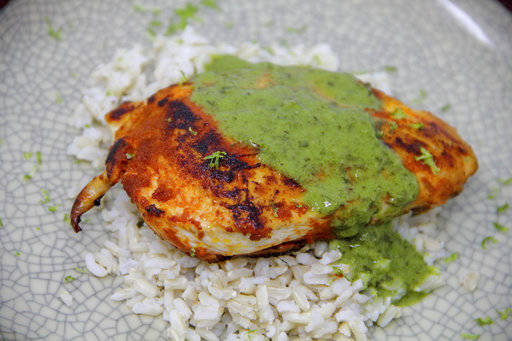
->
68, 27, 446, 340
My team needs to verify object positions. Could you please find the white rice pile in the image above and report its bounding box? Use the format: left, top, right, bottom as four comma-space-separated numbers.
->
68, 27, 445, 340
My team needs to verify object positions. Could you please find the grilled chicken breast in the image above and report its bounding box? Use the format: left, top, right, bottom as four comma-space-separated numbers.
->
70, 83, 477, 261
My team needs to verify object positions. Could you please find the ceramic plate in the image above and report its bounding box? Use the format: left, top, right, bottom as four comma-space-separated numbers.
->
1, 0, 511, 339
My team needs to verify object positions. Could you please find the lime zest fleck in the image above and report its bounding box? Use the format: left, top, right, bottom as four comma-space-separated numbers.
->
441, 103, 451, 112
64, 275, 77, 284
481, 236, 497, 249
415, 147, 440, 175
475, 316, 493, 326
43, 17, 62, 41
391, 108, 407, 119
0, 216, 3, 227
55, 93, 63, 104
149, 20, 162, 27
497, 203, 509, 214
461, 333, 480, 340
36, 226, 40, 231
204, 151, 227, 169
126, 153, 135, 160
36, 151, 42, 165
15, 251, 20, 256
445, 252, 458, 263
493, 222, 509, 232
410, 122, 424, 130
24, 152, 33, 160
23, 174, 32, 181
64, 213, 71, 225
48, 205, 60, 213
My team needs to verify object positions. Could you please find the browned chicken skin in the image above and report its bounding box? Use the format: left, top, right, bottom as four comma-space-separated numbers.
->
71, 83, 477, 261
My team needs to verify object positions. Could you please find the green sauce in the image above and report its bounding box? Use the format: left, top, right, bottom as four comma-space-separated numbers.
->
191, 55, 418, 234
190, 56, 430, 303
331, 223, 433, 305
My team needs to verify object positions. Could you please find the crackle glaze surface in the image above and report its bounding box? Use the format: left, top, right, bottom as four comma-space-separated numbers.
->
1, 0, 511, 339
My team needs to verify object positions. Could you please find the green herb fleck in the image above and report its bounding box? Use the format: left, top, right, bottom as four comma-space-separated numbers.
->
286, 25, 307, 34
391, 108, 407, 119
64, 213, 71, 225
445, 252, 458, 263
225, 21, 234, 29
64, 275, 76, 284
497, 307, 512, 320
134, 3, 161, 15
270, 200, 278, 217
179, 70, 188, 85
148, 27, 157, 39
48, 205, 60, 213
488, 187, 499, 199
475, 316, 493, 326
384, 65, 398, 73
481, 236, 497, 249
40, 189, 50, 204
150, 20, 162, 27
461, 333, 480, 340
75, 266, 88, 273
415, 147, 440, 174
201, 0, 220, 10
36, 151, 42, 165
55, 93, 63, 104
24, 152, 33, 160
413, 89, 427, 104
410, 122, 424, 130
36, 226, 40, 231
493, 222, 508, 232
497, 203, 509, 214
167, 118, 172, 123
0, 216, 3, 227
190, 247, 196, 257
500, 177, 512, 185
166, 3, 199, 36
441, 103, 451, 112
44, 17, 62, 41
293, 201, 303, 208
204, 151, 227, 169
23, 174, 32, 181
126, 153, 135, 160
15, 251, 20, 257
388, 121, 398, 134
188, 127, 197, 136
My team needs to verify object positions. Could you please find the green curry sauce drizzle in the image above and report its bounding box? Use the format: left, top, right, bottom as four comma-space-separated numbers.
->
191, 55, 434, 304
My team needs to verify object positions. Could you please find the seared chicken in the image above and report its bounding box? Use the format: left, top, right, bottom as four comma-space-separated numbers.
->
71, 83, 477, 261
